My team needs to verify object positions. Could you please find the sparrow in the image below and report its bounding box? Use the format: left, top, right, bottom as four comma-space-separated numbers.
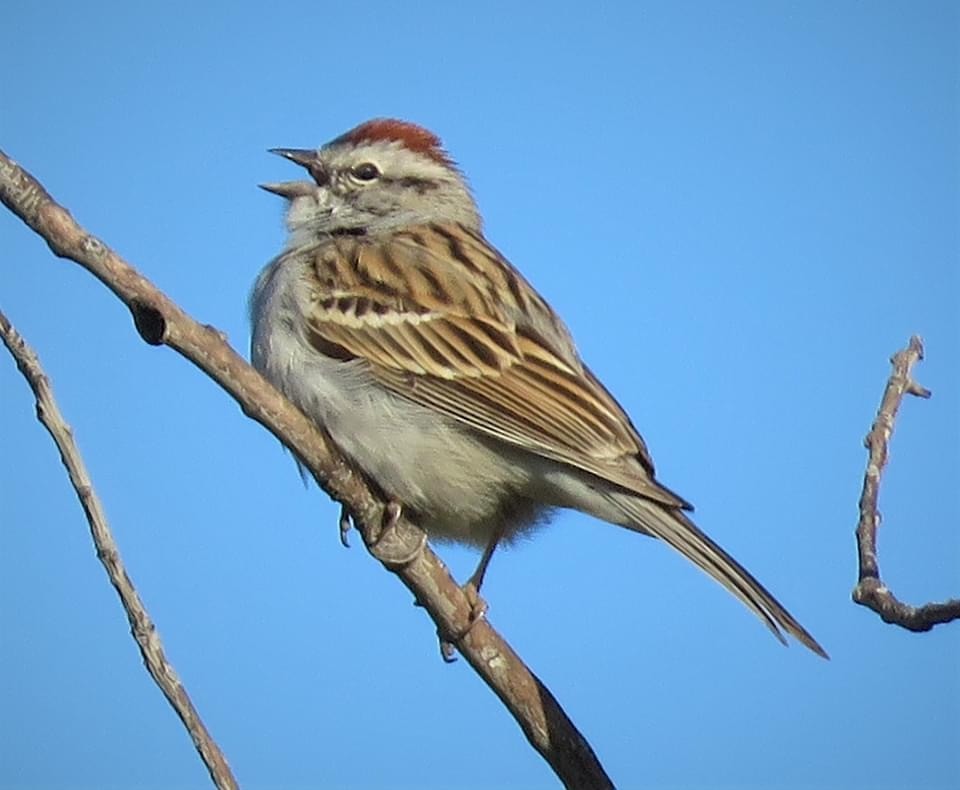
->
251, 118, 827, 658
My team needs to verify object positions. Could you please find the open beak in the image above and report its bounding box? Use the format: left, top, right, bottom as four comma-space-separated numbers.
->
268, 147, 318, 168
261, 147, 327, 197
258, 181, 316, 198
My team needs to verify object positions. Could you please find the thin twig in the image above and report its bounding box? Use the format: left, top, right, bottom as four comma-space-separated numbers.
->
853, 336, 960, 630
1, 151, 613, 788
0, 310, 239, 790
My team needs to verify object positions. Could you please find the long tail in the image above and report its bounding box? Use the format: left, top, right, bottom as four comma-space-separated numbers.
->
608, 491, 828, 658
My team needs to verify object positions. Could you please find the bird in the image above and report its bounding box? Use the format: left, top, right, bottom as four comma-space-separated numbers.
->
250, 118, 827, 658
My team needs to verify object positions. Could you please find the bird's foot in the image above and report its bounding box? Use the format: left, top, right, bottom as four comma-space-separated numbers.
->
366, 501, 426, 570
437, 579, 489, 663
367, 500, 403, 546
462, 578, 490, 624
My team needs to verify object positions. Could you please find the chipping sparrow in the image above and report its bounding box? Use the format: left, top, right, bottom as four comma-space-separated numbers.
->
251, 118, 826, 658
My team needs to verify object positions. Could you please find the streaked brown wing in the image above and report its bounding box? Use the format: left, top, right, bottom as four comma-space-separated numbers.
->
302, 223, 686, 508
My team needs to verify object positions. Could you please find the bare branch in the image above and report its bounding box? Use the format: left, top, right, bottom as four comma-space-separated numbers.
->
853, 336, 960, 630
0, 310, 239, 790
1, 151, 613, 787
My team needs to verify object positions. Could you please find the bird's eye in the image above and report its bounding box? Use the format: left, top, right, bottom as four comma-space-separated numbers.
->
351, 162, 380, 182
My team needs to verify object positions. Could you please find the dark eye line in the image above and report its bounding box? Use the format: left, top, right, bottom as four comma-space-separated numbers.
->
394, 176, 437, 192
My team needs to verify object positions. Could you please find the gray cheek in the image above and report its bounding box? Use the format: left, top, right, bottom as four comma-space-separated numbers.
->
285, 195, 319, 229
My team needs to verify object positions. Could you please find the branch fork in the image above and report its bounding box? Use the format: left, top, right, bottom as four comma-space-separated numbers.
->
852, 336, 960, 631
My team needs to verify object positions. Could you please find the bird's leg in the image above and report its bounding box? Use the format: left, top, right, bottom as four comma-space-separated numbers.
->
436, 529, 505, 663
338, 504, 353, 548
462, 530, 503, 619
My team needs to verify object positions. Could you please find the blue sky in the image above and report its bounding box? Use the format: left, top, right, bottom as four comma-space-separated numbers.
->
2, 2, 957, 788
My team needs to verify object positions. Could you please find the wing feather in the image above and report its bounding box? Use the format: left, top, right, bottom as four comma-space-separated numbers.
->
301, 223, 688, 509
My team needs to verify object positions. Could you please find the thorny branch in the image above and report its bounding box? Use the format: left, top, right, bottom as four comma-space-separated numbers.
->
0, 311, 239, 790
0, 150, 614, 789
853, 336, 960, 630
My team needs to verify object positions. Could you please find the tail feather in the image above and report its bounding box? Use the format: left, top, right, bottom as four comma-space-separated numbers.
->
608, 492, 828, 659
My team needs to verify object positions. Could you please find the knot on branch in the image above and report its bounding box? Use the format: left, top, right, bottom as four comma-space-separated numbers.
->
131, 300, 167, 345
81, 235, 106, 258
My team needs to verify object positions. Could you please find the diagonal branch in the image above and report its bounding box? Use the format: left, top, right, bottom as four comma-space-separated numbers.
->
0, 309, 239, 790
852, 336, 960, 630
0, 151, 613, 788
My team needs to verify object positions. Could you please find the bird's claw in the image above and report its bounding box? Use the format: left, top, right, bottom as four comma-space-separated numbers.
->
338, 504, 353, 548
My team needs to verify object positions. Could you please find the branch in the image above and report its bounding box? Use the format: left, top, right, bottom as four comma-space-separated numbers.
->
0, 310, 239, 790
0, 152, 613, 788
852, 336, 960, 630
